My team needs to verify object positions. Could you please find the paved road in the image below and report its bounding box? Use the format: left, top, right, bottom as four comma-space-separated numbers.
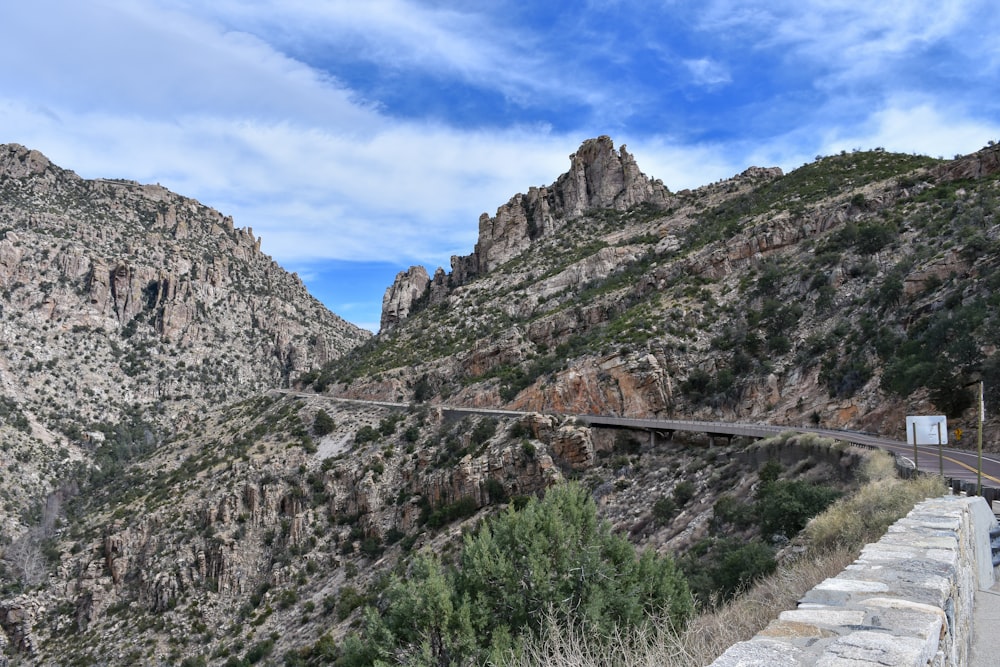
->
282, 392, 1000, 490
579, 414, 1000, 489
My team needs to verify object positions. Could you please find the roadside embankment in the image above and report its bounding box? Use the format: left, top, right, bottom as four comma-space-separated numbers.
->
711, 495, 997, 666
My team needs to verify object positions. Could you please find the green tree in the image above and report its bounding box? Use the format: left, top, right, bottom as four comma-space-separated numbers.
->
681, 537, 776, 605
370, 552, 477, 665
459, 483, 691, 647
313, 410, 335, 436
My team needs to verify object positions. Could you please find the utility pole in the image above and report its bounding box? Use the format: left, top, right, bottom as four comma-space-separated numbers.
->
977, 380, 984, 496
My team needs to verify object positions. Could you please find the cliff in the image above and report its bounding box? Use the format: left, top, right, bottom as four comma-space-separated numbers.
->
449, 136, 672, 284
355, 141, 1000, 449
0, 143, 369, 538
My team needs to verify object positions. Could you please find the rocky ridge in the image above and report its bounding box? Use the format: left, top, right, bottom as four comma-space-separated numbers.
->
0, 143, 369, 538
350, 141, 1000, 449
3, 137, 1000, 665
449, 135, 672, 285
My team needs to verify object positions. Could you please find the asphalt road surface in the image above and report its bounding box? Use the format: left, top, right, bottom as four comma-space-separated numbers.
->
283, 392, 1000, 491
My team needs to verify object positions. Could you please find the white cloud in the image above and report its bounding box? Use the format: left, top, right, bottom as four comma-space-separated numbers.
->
0, 95, 575, 265
682, 58, 732, 88
2, 0, 997, 279
697, 0, 995, 91
176, 0, 605, 112
819, 100, 1000, 159
0, 1, 580, 268
0, 2, 377, 129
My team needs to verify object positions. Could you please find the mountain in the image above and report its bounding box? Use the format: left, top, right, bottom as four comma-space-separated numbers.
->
1, 137, 999, 665
0, 143, 368, 541
336, 137, 1000, 445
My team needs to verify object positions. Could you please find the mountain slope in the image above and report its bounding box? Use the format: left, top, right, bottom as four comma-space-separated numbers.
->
2, 137, 999, 665
0, 143, 369, 537
329, 138, 1000, 448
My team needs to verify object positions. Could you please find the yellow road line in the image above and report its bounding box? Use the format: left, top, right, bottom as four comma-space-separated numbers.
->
940, 454, 1000, 485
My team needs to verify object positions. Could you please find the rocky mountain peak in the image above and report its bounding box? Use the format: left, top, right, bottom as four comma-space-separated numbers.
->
449, 136, 672, 284
0, 143, 57, 179
555, 135, 672, 215
381, 265, 431, 333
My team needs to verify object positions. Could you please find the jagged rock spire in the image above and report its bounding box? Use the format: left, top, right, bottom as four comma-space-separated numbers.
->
451, 136, 671, 284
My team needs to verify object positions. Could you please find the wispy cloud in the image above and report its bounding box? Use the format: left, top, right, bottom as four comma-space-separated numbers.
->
697, 0, 996, 91
182, 0, 608, 115
682, 58, 732, 88
2, 0, 998, 328
818, 98, 1000, 159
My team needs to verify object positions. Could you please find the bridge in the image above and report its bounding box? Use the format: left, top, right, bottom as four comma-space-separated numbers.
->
286, 392, 1000, 495
294, 392, 1000, 664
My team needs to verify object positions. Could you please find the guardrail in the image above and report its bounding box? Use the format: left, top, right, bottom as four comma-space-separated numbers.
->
283, 391, 1000, 499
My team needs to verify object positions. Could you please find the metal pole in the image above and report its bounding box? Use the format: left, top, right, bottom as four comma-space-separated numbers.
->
912, 422, 919, 473
978, 380, 984, 496
937, 421, 943, 477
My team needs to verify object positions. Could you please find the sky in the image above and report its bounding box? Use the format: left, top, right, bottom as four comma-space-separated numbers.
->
2, 1, 999, 332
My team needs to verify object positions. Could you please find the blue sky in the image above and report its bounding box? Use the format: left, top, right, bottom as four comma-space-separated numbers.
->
2, 1, 998, 332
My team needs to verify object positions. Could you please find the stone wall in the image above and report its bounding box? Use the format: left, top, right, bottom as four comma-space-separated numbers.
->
711, 495, 997, 666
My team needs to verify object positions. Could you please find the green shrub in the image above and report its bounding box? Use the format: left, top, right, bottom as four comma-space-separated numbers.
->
347, 483, 692, 665
470, 418, 498, 447
652, 496, 677, 524
521, 440, 536, 459
756, 479, 840, 539
673, 480, 696, 507
681, 537, 777, 605
312, 410, 335, 436
354, 425, 380, 444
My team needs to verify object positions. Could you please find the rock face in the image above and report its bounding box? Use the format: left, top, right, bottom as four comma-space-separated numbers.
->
935, 142, 1000, 181
0, 144, 368, 396
450, 136, 672, 284
355, 141, 1000, 453
381, 136, 674, 331
0, 143, 370, 540
380, 266, 431, 333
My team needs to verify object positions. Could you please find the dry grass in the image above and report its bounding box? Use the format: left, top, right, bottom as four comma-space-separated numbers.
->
500, 452, 950, 667
500, 546, 856, 667
804, 453, 947, 552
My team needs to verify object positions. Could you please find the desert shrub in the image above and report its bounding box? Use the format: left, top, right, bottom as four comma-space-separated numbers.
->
344, 483, 692, 665
710, 494, 753, 532
820, 354, 871, 398
412, 375, 433, 402
673, 480, 696, 507
378, 414, 403, 436
652, 496, 677, 525
484, 477, 508, 503
507, 544, 856, 667
336, 586, 366, 621
354, 425, 380, 444
855, 222, 897, 254
805, 472, 946, 552
312, 410, 335, 436
470, 417, 498, 447
423, 496, 479, 529
755, 479, 840, 539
